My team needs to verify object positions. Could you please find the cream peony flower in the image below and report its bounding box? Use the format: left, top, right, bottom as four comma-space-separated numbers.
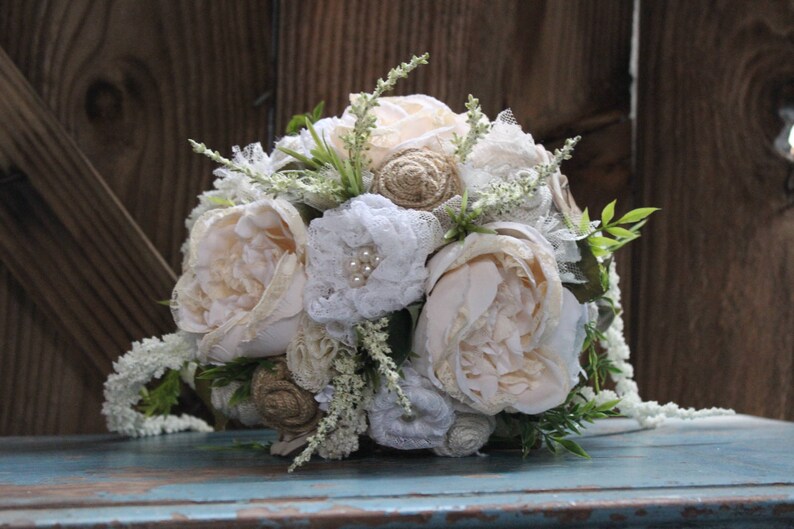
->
173, 198, 307, 363
329, 94, 469, 170
286, 314, 351, 393
413, 222, 588, 415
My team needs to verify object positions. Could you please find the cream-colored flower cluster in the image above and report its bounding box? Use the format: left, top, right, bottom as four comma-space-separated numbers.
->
104, 55, 729, 472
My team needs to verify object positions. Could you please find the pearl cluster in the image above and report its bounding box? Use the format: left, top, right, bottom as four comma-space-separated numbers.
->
344, 245, 381, 288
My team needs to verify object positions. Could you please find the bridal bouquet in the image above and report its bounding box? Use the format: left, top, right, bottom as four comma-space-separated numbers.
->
103, 54, 730, 471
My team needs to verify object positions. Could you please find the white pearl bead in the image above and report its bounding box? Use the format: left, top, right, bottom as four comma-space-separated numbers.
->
349, 273, 366, 288
371, 254, 382, 267
357, 246, 375, 264
344, 258, 361, 273
361, 264, 374, 278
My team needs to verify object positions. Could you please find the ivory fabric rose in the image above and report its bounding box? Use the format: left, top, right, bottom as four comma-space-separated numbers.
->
433, 412, 496, 457
286, 314, 351, 393
413, 222, 588, 416
329, 94, 469, 169
173, 198, 307, 363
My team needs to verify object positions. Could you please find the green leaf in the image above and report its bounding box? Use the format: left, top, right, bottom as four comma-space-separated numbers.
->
138, 369, 182, 417
554, 438, 591, 459
605, 226, 636, 238
206, 196, 236, 208
385, 308, 414, 366
579, 208, 591, 232
277, 146, 319, 169
564, 241, 608, 304
616, 207, 660, 225
601, 200, 616, 226
155, 299, 172, 307
589, 236, 619, 248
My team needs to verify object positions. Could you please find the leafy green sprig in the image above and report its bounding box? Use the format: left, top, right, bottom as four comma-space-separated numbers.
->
189, 140, 346, 204
277, 119, 359, 201
196, 357, 275, 407
138, 369, 182, 417
584, 200, 660, 258
341, 53, 430, 194
582, 322, 621, 393
285, 101, 325, 135
453, 94, 490, 163
443, 190, 495, 242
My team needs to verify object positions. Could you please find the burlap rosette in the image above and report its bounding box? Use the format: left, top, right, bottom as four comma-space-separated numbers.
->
251, 356, 322, 437
371, 148, 462, 211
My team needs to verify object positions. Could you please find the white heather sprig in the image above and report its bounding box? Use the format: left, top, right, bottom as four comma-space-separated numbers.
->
356, 318, 413, 415
189, 140, 346, 204
472, 136, 581, 216
453, 94, 490, 163
601, 262, 734, 427
289, 349, 367, 472
342, 53, 430, 190
102, 332, 213, 437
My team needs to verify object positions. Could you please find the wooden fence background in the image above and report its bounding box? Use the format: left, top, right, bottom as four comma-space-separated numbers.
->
0, 0, 791, 435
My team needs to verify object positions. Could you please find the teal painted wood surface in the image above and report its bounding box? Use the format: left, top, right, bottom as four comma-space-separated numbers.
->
0, 415, 792, 528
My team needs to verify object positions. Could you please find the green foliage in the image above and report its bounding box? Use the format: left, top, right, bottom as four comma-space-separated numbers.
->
443, 190, 495, 242
278, 118, 359, 199
453, 94, 490, 163
285, 101, 325, 135
563, 242, 608, 304
206, 196, 236, 208
189, 139, 347, 205
197, 357, 275, 407
342, 53, 430, 193
586, 200, 660, 258
138, 369, 182, 417
505, 394, 622, 459
582, 322, 621, 393
385, 308, 414, 367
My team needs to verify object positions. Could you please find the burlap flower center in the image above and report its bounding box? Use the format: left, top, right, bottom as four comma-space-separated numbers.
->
252, 358, 322, 435
372, 148, 462, 211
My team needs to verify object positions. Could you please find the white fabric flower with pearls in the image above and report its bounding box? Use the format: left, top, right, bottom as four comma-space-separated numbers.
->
304, 193, 441, 343
367, 366, 455, 450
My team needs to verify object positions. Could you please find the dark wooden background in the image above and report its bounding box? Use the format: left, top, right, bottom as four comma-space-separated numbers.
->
0, 0, 790, 435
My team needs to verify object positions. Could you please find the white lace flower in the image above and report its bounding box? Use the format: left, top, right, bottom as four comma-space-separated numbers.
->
304, 193, 441, 343
461, 110, 552, 189
287, 314, 350, 393
367, 366, 455, 450
210, 382, 262, 426
433, 412, 496, 457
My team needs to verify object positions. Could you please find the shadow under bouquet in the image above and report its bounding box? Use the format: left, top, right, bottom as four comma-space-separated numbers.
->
103, 53, 731, 471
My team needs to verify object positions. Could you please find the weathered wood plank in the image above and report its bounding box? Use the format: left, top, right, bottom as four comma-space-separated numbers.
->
0, 264, 104, 435
0, 52, 176, 373
0, 0, 274, 435
0, 416, 792, 527
0, 0, 275, 270
634, 0, 794, 420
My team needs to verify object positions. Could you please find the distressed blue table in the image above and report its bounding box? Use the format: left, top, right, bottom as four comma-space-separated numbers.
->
0, 415, 792, 528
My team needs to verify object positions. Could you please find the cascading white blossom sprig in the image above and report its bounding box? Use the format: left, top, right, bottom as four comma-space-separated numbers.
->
103, 332, 213, 437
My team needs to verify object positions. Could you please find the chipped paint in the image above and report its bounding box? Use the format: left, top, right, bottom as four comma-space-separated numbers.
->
0, 416, 792, 528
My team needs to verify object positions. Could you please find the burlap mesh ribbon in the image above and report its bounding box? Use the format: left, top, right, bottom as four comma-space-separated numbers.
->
251, 356, 322, 436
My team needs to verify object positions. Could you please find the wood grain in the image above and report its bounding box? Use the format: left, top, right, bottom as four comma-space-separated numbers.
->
0, 50, 176, 373
0, 263, 104, 435
634, 0, 794, 420
0, 0, 274, 435
0, 0, 275, 270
